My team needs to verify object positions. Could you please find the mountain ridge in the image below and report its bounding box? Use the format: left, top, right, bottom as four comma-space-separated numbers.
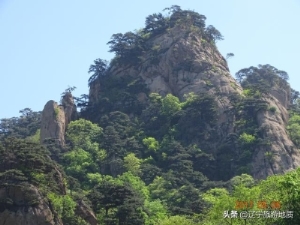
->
1, 5, 300, 225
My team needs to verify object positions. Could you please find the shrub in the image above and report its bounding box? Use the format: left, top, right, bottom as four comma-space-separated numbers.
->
268, 106, 277, 113
143, 137, 159, 152
161, 94, 182, 116
54, 107, 59, 118
264, 151, 274, 161
239, 133, 256, 145
242, 89, 251, 97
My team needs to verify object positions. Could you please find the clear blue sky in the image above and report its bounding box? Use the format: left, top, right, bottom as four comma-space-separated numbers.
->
1, 0, 300, 118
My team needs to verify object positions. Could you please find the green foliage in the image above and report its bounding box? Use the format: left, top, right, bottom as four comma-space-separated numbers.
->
288, 113, 300, 124
4, 6, 300, 225
83, 75, 148, 120
204, 25, 224, 43
0, 108, 41, 140
157, 215, 202, 225
143, 137, 159, 152
201, 168, 300, 224
124, 153, 141, 175
54, 107, 60, 118
268, 105, 277, 113
226, 53, 234, 60
175, 94, 217, 144
242, 88, 262, 98
26, 128, 40, 143
242, 89, 251, 97
144, 199, 167, 224
236, 64, 289, 95
66, 118, 102, 147
149, 93, 163, 104
148, 176, 169, 200
214, 90, 270, 179
86, 172, 103, 185
287, 114, 300, 147
145, 13, 168, 34
101, 125, 124, 158
229, 174, 255, 188
151, 44, 161, 52
290, 90, 300, 117
204, 79, 213, 87
182, 92, 197, 106
287, 123, 300, 146
104, 5, 223, 67
88, 58, 108, 86
64, 148, 95, 179
47, 192, 82, 223
63, 119, 107, 186
279, 171, 300, 224
238, 132, 256, 145
60, 87, 77, 101
264, 151, 274, 162
118, 172, 149, 200
0, 138, 63, 194
107, 32, 146, 65
88, 179, 145, 224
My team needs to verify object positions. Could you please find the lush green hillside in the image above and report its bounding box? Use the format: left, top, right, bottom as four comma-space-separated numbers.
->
1, 5, 300, 225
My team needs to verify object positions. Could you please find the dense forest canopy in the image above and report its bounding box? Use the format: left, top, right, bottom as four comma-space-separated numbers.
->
1, 5, 300, 225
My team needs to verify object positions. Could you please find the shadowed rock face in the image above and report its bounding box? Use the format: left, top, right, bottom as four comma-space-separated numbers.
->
0, 184, 63, 225
89, 24, 300, 179
253, 96, 300, 179
61, 92, 77, 126
75, 200, 98, 225
40, 93, 77, 147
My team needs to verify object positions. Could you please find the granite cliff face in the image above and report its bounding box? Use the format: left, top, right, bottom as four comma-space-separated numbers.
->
0, 184, 63, 225
89, 23, 300, 179
91, 25, 241, 99
75, 200, 98, 225
253, 96, 300, 178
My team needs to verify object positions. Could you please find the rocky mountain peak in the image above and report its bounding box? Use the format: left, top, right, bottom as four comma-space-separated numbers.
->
2, 5, 300, 224
87, 9, 300, 180
91, 21, 241, 101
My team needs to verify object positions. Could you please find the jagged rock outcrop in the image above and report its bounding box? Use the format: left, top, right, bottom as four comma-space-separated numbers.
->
92, 25, 241, 100
89, 23, 300, 179
253, 95, 300, 178
0, 184, 62, 225
61, 92, 77, 126
40, 93, 77, 147
40, 100, 66, 146
89, 79, 101, 104
75, 200, 98, 225
90, 24, 242, 142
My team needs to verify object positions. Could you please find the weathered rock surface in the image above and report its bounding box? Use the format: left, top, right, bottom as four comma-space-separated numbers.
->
40, 93, 77, 147
0, 184, 62, 225
253, 96, 300, 178
89, 78, 101, 103
75, 200, 98, 225
88, 24, 300, 179
92, 25, 242, 100
40, 100, 66, 146
61, 92, 77, 126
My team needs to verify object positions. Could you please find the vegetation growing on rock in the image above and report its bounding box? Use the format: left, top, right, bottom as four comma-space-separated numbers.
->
1, 5, 300, 225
